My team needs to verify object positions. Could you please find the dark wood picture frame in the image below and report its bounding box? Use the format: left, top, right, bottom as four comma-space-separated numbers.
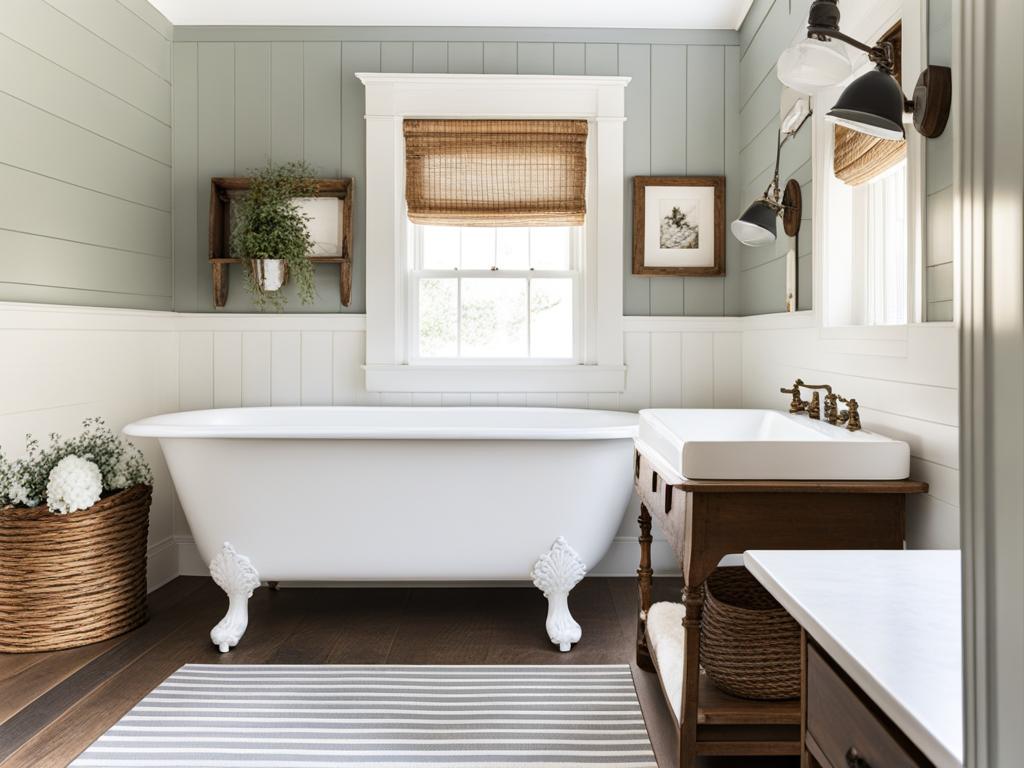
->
208, 177, 354, 308
632, 176, 725, 277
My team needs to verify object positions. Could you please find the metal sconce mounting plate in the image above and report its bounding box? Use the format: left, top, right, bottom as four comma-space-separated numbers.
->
912, 65, 952, 138
782, 179, 802, 237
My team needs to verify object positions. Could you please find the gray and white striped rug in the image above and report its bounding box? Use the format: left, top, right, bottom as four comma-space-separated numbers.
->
72, 664, 656, 767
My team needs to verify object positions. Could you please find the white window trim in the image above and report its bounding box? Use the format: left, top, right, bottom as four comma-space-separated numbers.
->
811, 0, 928, 352
357, 73, 629, 393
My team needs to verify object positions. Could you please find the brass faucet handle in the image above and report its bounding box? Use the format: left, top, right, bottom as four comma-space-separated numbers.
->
844, 398, 862, 432
808, 391, 821, 420
780, 379, 806, 413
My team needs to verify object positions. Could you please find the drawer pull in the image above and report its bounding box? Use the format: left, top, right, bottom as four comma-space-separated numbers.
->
845, 747, 872, 768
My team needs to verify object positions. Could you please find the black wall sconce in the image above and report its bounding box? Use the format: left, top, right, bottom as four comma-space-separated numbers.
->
731, 101, 808, 247
803, 0, 951, 139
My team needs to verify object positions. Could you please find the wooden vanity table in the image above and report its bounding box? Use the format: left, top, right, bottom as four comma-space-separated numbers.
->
632, 446, 928, 768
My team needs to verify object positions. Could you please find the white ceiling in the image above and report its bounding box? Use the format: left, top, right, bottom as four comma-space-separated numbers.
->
149, 0, 755, 31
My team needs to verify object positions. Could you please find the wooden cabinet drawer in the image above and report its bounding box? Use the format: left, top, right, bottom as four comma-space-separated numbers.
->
806, 642, 931, 768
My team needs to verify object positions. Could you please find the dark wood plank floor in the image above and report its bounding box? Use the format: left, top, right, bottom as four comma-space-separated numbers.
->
0, 576, 799, 768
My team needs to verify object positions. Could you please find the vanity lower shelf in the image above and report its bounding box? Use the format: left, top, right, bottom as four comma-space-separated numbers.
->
645, 603, 801, 754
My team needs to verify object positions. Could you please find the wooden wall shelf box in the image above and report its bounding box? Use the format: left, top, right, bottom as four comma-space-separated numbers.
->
208, 177, 354, 308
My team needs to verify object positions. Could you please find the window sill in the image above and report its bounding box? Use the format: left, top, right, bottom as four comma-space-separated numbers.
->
364, 364, 627, 394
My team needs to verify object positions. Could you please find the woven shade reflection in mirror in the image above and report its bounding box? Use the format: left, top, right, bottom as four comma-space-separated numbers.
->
833, 125, 906, 186
403, 119, 588, 227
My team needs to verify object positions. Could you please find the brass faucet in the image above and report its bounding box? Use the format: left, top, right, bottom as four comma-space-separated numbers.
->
780, 379, 862, 428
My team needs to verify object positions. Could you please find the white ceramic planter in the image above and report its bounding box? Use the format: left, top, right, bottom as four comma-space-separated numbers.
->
251, 259, 288, 292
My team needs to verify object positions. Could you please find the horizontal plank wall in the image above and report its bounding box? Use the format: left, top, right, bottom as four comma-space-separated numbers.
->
924, 0, 954, 321
742, 317, 960, 549
0, 0, 173, 309
737, 0, 955, 318
0, 303, 180, 590
170, 27, 741, 316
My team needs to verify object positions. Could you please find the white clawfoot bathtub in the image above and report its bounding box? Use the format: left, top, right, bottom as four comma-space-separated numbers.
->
125, 407, 637, 653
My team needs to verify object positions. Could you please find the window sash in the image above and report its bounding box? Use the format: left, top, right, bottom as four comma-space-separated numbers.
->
408, 225, 583, 363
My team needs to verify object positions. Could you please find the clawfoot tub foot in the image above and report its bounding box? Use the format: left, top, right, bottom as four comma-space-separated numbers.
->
209, 542, 261, 653
531, 537, 587, 652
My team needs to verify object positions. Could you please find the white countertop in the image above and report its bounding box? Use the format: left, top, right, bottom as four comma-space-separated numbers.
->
743, 550, 963, 768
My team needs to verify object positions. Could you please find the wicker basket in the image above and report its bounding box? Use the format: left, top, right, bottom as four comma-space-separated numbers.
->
699, 566, 801, 700
0, 484, 151, 653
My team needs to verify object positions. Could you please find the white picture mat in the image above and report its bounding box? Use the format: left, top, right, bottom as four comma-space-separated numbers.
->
642, 185, 716, 268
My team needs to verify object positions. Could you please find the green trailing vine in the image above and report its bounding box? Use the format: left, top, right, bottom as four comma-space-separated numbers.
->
231, 161, 319, 311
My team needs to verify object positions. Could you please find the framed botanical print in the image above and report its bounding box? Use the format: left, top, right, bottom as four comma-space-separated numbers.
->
632, 176, 725, 276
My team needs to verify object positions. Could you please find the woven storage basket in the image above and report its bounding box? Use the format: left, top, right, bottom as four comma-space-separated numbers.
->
0, 484, 151, 653
699, 565, 801, 700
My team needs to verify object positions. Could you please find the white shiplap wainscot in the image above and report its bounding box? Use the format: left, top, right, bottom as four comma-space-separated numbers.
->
0, 303, 180, 591
173, 313, 744, 578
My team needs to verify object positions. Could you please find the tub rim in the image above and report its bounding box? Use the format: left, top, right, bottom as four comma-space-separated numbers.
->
123, 406, 639, 441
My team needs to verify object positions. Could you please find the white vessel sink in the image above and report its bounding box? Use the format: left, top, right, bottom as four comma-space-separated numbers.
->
638, 409, 910, 481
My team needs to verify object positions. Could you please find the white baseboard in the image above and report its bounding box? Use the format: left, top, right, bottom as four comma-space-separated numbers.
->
146, 536, 179, 593
174, 535, 681, 583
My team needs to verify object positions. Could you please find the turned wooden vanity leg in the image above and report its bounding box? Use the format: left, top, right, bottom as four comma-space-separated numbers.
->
678, 581, 704, 768
636, 503, 655, 672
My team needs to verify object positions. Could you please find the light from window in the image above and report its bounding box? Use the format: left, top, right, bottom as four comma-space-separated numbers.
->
864, 161, 908, 325
411, 225, 580, 361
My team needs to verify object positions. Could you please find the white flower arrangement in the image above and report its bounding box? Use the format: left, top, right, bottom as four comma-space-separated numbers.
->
0, 418, 152, 514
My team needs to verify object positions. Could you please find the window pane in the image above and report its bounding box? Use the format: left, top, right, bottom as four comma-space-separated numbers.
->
418, 278, 458, 357
460, 278, 528, 357
530, 278, 574, 358
421, 226, 460, 269
530, 227, 573, 270
460, 228, 496, 270
496, 227, 530, 269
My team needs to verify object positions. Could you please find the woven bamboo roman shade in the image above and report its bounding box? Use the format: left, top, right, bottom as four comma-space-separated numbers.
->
833, 125, 906, 186
403, 119, 588, 226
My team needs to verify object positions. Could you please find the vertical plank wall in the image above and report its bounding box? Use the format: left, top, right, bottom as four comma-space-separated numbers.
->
737, 0, 955, 318
170, 28, 741, 316
0, 0, 173, 309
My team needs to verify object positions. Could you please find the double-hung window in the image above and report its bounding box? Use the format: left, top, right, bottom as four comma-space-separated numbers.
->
357, 73, 628, 394
403, 118, 588, 364
410, 224, 582, 362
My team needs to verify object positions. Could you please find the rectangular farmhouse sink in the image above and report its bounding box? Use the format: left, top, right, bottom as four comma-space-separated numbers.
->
638, 409, 910, 481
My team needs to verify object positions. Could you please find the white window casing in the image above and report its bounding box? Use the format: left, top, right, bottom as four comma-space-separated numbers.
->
357, 73, 630, 393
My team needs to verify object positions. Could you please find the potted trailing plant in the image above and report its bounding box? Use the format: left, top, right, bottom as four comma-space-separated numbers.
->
0, 419, 154, 652
231, 161, 319, 310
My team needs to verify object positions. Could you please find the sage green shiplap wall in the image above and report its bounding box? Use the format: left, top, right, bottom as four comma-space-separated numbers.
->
0, 0, 173, 310
924, 0, 954, 321
737, 0, 954, 319
170, 27, 741, 315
